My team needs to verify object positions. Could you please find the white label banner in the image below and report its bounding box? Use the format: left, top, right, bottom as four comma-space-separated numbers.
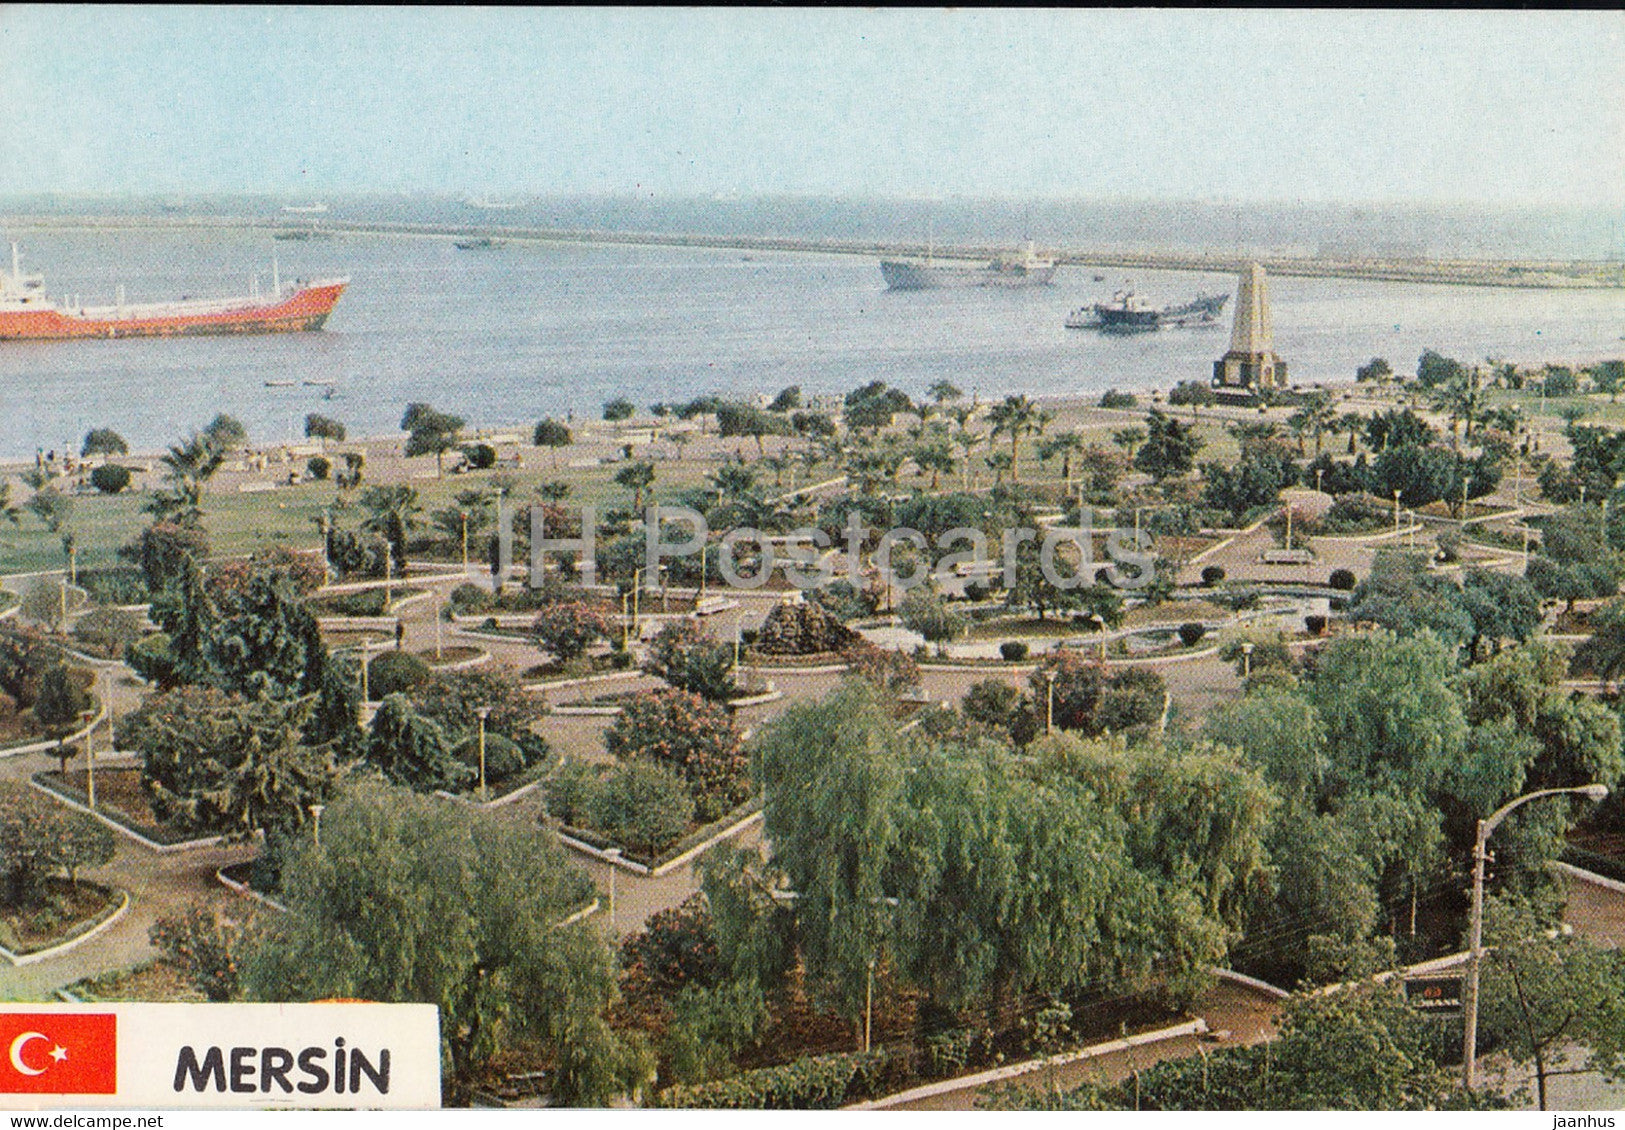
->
0, 1003, 440, 1110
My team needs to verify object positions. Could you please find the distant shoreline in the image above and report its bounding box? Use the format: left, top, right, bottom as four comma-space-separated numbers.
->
5, 214, 1622, 290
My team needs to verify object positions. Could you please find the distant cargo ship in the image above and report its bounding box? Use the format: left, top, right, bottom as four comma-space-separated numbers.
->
454, 237, 507, 250
880, 242, 1057, 290
0, 244, 347, 341
1066, 289, 1228, 331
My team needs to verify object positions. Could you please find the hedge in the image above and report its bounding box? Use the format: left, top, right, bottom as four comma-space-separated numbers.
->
654, 1049, 892, 1109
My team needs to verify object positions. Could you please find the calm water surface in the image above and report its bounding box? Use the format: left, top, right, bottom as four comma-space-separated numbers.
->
1, 226, 1621, 457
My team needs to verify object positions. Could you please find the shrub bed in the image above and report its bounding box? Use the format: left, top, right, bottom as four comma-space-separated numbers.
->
35, 768, 200, 846
64, 959, 205, 1002
0, 878, 123, 956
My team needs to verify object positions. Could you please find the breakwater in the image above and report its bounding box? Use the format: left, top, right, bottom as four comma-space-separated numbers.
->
7, 214, 1622, 290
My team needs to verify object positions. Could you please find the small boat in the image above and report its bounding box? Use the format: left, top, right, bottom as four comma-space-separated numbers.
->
264, 379, 296, 387
454, 237, 506, 250
303, 379, 335, 387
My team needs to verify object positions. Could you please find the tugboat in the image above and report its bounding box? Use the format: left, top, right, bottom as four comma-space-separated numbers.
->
1067, 287, 1229, 331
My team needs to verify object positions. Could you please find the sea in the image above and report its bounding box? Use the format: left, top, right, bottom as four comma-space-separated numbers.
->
1, 198, 1622, 459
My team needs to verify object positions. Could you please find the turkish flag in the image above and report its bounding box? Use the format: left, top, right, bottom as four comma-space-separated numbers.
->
0, 1014, 117, 1094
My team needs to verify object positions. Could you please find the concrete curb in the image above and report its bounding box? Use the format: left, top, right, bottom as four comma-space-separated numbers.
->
29, 776, 241, 854
0, 701, 108, 759
557, 808, 764, 879
0, 888, 130, 967
1552, 859, 1625, 897
1212, 966, 1291, 1001
215, 866, 290, 913
845, 1018, 1208, 1110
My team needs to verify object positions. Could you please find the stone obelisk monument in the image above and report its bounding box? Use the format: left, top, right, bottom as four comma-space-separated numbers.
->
1213, 262, 1286, 389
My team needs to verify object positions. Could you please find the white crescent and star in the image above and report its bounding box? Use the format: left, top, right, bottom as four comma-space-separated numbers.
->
8, 1032, 67, 1076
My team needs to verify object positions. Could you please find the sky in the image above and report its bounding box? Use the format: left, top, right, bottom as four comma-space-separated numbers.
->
0, 7, 1621, 207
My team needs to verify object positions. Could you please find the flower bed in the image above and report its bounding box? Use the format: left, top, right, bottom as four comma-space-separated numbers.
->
63, 959, 205, 1002
0, 878, 124, 957
417, 645, 486, 666
557, 794, 763, 872
34, 767, 200, 847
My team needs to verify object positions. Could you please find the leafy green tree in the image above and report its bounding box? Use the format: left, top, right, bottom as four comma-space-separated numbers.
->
124, 686, 334, 837
589, 761, 695, 857
1458, 567, 1542, 653
898, 588, 964, 643
1355, 357, 1392, 384
1478, 895, 1625, 1110
149, 903, 249, 1002
400, 402, 466, 476
603, 397, 636, 421
303, 413, 346, 445
1133, 409, 1203, 482
1528, 506, 1621, 609
1202, 449, 1297, 521
532, 417, 572, 465
1574, 597, 1625, 689
366, 693, 469, 793
203, 414, 248, 451
1416, 348, 1465, 388
1363, 409, 1434, 452
0, 782, 114, 905
1346, 550, 1476, 649
646, 620, 737, 702
33, 664, 90, 733
533, 601, 612, 663
25, 485, 72, 533
1204, 686, 1327, 802
752, 680, 907, 1017
1308, 630, 1467, 797
80, 428, 128, 457
606, 689, 749, 821
241, 779, 648, 1106
89, 463, 131, 494
1167, 380, 1216, 415
358, 484, 421, 572
717, 403, 791, 459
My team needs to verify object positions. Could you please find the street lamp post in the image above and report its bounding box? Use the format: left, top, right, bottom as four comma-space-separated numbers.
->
603, 848, 622, 932
1090, 613, 1107, 661
434, 591, 444, 661
476, 706, 491, 802
1045, 671, 1057, 734
1241, 641, 1255, 680
865, 957, 877, 1054
310, 803, 325, 847
1461, 783, 1610, 1090
1393, 489, 1402, 539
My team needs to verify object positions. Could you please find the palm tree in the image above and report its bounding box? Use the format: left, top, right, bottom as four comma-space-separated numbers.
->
987, 395, 1039, 482
359, 485, 422, 572
1111, 426, 1147, 462
1039, 431, 1086, 485
614, 460, 657, 511
985, 451, 1014, 486
952, 427, 985, 490
1336, 412, 1367, 454
911, 440, 955, 490
708, 460, 756, 505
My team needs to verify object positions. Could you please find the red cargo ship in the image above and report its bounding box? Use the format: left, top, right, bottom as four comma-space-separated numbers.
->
0, 244, 347, 341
